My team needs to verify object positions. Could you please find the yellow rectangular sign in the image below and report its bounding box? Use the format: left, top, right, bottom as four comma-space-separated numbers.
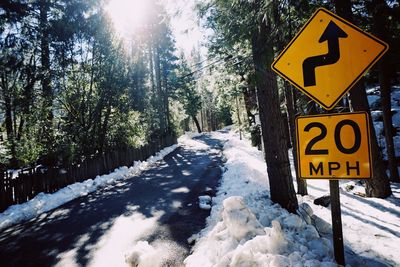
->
296, 112, 372, 179
272, 8, 388, 110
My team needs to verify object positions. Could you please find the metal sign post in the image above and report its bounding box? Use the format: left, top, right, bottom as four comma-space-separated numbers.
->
330, 180, 345, 265
295, 112, 372, 265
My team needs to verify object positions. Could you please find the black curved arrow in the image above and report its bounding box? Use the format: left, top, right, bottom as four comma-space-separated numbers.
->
302, 21, 348, 87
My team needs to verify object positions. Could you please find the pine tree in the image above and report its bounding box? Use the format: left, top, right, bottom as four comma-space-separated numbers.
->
334, 0, 392, 198
365, 0, 399, 183
197, 0, 298, 212
174, 55, 202, 133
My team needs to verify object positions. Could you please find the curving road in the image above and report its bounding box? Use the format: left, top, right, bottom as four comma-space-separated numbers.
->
0, 134, 223, 267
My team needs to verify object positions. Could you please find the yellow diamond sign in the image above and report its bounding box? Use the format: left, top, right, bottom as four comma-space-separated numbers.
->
272, 8, 388, 110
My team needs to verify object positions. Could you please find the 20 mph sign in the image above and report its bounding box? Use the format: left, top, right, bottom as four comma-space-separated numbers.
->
295, 112, 372, 179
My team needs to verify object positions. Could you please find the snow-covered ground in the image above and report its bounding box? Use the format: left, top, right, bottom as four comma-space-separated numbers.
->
185, 129, 400, 267
1, 128, 399, 266
367, 85, 400, 162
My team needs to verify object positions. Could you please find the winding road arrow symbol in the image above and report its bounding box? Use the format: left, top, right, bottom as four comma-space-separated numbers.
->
302, 21, 348, 87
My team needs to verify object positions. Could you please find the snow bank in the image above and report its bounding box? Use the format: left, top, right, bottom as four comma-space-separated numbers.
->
186, 126, 400, 266
199, 195, 212, 210
185, 195, 335, 267
298, 178, 400, 266
185, 130, 336, 267
124, 239, 186, 267
222, 196, 264, 241
0, 144, 178, 231
125, 241, 166, 267
178, 132, 209, 150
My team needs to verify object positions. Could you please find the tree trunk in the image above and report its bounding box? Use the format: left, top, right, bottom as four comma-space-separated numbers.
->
200, 106, 205, 132
148, 44, 156, 131
242, 80, 258, 146
162, 64, 170, 132
235, 95, 242, 140
379, 59, 399, 181
206, 108, 211, 132
241, 77, 257, 126
192, 116, 202, 133
18, 59, 36, 141
284, 82, 308, 195
154, 46, 165, 132
92, 98, 104, 155
366, 0, 399, 182
211, 109, 216, 131
251, 1, 298, 213
306, 98, 319, 115
99, 105, 111, 153
334, 0, 392, 197
39, 0, 53, 148
1, 77, 17, 166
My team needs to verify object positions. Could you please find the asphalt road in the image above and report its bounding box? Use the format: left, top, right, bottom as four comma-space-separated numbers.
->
0, 134, 223, 267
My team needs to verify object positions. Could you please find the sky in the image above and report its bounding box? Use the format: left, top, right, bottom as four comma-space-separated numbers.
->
164, 0, 210, 56
105, 0, 209, 57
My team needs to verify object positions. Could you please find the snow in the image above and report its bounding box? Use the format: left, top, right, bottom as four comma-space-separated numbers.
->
367, 85, 400, 160
86, 210, 165, 267
125, 241, 164, 267
0, 144, 178, 231
1, 122, 399, 266
297, 178, 400, 266
178, 132, 209, 150
221, 196, 265, 241
124, 240, 182, 267
199, 195, 212, 210
171, 186, 190, 193
56, 209, 164, 267
185, 128, 400, 267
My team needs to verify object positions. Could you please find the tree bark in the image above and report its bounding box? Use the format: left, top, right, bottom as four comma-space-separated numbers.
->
200, 106, 205, 132
162, 64, 170, 132
235, 95, 242, 140
154, 46, 165, 132
99, 105, 111, 153
284, 82, 308, 195
334, 0, 392, 197
366, 0, 399, 182
192, 116, 202, 133
148, 43, 156, 131
242, 81, 257, 127
378, 57, 399, 182
1, 76, 17, 166
251, 0, 298, 212
39, 0, 53, 148
242, 82, 260, 148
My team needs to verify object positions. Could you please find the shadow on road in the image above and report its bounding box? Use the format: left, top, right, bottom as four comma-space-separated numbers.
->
0, 134, 224, 267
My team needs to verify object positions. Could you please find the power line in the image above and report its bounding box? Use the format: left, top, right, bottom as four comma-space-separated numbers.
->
180, 54, 233, 78
180, 53, 252, 79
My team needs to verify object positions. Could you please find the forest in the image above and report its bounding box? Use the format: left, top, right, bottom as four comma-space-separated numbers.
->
0, 0, 399, 212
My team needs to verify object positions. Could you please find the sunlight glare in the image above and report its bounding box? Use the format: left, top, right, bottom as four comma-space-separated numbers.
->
105, 0, 151, 37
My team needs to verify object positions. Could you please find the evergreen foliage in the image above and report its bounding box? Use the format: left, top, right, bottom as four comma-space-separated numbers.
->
0, 0, 183, 167
1, 0, 399, 204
